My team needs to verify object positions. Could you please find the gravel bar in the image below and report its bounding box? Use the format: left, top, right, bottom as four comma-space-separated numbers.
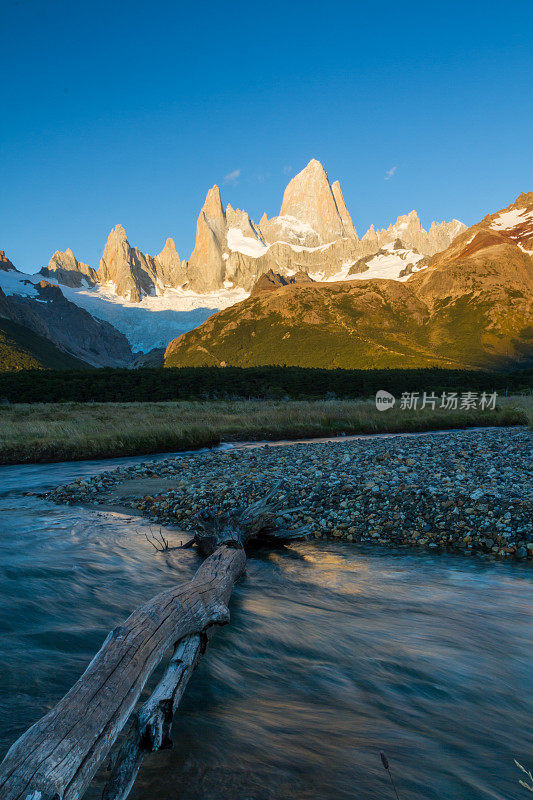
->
47, 427, 533, 561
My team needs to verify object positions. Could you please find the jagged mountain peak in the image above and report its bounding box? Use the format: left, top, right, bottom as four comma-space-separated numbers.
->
509, 191, 533, 208
107, 223, 128, 242
357, 211, 466, 257
99, 224, 157, 302
187, 186, 228, 291
484, 191, 533, 238
391, 210, 421, 228
158, 237, 179, 259
299, 158, 328, 175
41, 248, 97, 288
49, 247, 79, 266
99, 225, 192, 301
101, 224, 130, 259
272, 158, 357, 245
280, 159, 329, 187
279, 159, 331, 204
20, 162, 466, 304
202, 185, 225, 221
156, 237, 186, 288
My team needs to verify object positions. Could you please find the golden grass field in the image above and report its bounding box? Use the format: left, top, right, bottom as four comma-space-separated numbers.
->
0, 395, 530, 464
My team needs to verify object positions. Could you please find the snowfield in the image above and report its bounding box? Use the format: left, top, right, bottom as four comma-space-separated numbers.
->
310, 262, 354, 282
58, 284, 250, 353
226, 228, 268, 257
0, 270, 40, 298
274, 214, 317, 240
226, 225, 335, 257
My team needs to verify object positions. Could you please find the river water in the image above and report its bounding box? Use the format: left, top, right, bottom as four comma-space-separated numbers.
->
0, 447, 531, 800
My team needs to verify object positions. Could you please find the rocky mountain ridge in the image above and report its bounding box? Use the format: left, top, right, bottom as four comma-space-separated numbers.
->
250, 269, 314, 295
95, 225, 185, 303
31, 159, 466, 300
41, 248, 98, 288
164, 192, 533, 371
0, 297, 90, 371
360, 211, 465, 257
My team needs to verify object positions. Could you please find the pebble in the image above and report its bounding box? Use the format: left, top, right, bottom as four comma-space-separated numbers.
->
46, 428, 533, 562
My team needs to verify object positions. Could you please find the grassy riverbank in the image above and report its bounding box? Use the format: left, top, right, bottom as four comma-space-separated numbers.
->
1, 396, 530, 464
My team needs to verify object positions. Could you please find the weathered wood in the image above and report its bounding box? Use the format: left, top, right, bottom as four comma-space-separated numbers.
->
102, 634, 202, 800
0, 547, 246, 800
194, 480, 310, 555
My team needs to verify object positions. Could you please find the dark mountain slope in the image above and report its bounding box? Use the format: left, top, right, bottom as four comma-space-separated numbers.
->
0, 314, 89, 372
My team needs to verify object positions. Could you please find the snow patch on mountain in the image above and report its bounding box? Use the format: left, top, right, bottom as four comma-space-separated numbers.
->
350, 249, 424, 282
310, 242, 425, 283
281, 240, 335, 254
309, 262, 355, 282
227, 228, 268, 257
226, 225, 337, 259
275, 215, 317, 239
491, 207, 533, 233
0, 270, 39, 298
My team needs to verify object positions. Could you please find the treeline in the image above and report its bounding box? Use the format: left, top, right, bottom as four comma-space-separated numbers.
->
1, 366, 532, 404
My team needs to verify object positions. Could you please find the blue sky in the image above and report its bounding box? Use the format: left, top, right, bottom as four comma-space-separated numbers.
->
1, 0, 532, 273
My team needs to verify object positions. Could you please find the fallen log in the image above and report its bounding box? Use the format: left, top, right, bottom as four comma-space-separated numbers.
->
0, 547, 245, 800
0, 481, 308, 800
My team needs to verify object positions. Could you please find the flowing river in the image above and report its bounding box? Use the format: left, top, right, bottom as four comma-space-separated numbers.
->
0, 447, 531, 800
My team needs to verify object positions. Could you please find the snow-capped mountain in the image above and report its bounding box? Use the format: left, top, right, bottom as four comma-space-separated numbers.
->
164, 192, 533, 371
181, 159, 464, 293
2, 159, 466, 354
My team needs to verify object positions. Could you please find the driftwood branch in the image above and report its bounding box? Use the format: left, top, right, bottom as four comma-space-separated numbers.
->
143, 527, 170, 552
0, 482, 308, 800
